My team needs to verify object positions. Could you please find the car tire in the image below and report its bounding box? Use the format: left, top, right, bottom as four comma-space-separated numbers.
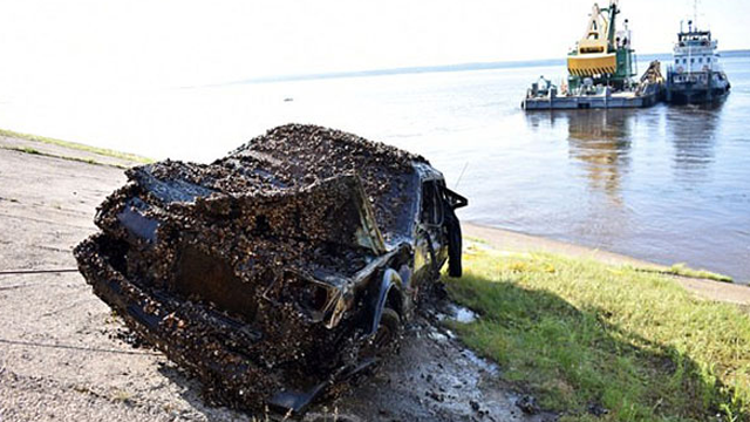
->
354, 306, 401, 379
447, 219, 462, 278
373, 307, 401, 350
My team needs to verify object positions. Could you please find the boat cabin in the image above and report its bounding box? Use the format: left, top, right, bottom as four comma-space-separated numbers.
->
673, 28, 720, 74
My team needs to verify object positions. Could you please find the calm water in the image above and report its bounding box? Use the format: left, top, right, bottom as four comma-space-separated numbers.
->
2, 55, 749, 281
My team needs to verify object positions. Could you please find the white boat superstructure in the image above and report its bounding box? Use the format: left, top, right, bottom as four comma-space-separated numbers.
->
673, 29, 721, 75
666, 20, 731, 103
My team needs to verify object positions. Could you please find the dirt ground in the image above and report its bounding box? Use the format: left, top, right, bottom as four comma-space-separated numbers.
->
0, 145, 553, 421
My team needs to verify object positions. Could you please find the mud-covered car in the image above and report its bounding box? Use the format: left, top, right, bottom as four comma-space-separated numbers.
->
74, 124, 467, 414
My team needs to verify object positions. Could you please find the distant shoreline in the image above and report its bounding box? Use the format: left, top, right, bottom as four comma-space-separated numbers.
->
209, 49, 750, 87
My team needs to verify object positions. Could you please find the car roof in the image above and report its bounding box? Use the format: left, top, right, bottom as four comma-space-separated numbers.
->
221, 124, 434, 243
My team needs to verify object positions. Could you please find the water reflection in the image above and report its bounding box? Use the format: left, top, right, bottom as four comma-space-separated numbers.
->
519, 102, 745, 280
564, 110, 633, 201
665, 103, 723, 183
510, 58, 748, 280
524, 110, 563, 131
522, 110, 638, 248
526, 110, 635, 202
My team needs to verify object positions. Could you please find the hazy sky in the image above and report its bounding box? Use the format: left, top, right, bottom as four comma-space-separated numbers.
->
0, 0, 748, 93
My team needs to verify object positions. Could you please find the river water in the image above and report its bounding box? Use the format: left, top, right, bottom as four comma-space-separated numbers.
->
1, 54, 749, 281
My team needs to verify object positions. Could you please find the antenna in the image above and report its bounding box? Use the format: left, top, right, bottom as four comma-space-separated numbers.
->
693, 0, 698, 29
454, 162, 469, 190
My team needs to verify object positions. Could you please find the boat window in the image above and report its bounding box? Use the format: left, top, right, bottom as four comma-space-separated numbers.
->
698, 58, 703, 63
675, 59, 679, 64
683, 59, 687, 64
691, 58, 695, 64
707, 57, 711, 63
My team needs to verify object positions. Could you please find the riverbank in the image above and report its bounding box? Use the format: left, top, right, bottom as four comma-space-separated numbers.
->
463, 222, 750, 306
0, 128, 152, 167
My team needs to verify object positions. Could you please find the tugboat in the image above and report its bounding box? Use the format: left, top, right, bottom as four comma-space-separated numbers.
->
666, 19, 731, 104
523, 0, 664, 110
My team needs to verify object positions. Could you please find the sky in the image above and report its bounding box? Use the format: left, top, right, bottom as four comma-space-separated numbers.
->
0, 0, 748, 95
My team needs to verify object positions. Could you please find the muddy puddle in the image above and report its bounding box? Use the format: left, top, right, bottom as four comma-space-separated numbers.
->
309, 308, 555, 422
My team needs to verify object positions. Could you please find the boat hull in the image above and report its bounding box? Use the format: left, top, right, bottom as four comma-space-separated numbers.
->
523, 83, 663, 111
522, 92, 660, 110
666, 67, 731, 105
666, 84, 730, 104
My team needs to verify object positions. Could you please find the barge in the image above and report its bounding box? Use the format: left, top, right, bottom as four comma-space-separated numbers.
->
523, 0, 664, 111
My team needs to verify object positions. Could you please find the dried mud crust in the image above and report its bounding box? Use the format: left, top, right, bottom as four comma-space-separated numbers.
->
225, 124, 428, 242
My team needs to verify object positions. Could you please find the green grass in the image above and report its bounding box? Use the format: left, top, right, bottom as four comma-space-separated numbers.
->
445, 246, 750, 421
648, 263, 734, 283
2, 146, 130, 169
464, 235, 492, 245
17, 146, 40, 155
0, 128, 152, 164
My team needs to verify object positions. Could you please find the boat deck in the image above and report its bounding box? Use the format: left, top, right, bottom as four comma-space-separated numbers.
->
522, 89, 661, 110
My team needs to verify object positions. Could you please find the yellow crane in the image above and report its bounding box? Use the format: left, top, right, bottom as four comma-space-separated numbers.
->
567, 0, 635, 88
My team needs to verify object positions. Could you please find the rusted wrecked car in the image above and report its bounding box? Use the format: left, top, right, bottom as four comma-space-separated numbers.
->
74, 124, 467, 414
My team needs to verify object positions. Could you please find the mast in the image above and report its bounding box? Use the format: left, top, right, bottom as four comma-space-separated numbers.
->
693, 0, 698, 29
607, 0, 619, 51
688, 0, 699, 73
685, 21, 693, 73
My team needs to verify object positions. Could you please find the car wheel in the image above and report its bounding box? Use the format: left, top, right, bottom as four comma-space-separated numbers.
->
373, 307, 401, 349
359, 306, 401, 363
343, 306, 401, 387
447, 220, 462, 278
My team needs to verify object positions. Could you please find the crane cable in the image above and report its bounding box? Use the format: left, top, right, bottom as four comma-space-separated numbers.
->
0, 268, 79, 276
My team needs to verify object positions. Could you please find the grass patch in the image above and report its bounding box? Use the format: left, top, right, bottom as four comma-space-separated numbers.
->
445, 246, 750, 421
646, 263, 734, 283
16, 146, 40, 155
0, 128, 152, 164
112, 389, 133, 403
464, 235, 491, 245
61, 154, 129, 169
2, 146, 130, 169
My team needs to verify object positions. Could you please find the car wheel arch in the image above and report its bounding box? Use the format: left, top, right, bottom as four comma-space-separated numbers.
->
367, 268, 404, 336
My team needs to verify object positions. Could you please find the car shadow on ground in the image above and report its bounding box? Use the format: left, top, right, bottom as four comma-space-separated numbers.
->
152, 360, 261, 421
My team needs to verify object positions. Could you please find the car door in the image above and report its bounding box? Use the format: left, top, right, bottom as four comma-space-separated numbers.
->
413, 180, 446, 286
